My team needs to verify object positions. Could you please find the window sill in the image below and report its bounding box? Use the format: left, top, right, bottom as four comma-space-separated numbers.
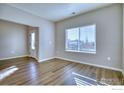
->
65, 50, 96, 54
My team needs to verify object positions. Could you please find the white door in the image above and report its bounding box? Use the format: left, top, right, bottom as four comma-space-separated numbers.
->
28, 27, 39, 60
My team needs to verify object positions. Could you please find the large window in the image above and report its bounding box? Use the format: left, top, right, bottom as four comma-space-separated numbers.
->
66, 24, 96, 54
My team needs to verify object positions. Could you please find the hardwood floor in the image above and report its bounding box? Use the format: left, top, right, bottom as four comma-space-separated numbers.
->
0, 57, 124, 85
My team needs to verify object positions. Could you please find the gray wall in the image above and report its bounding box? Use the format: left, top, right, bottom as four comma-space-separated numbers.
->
122, 4, 124, 75
0, 4, 123, 71
0, 4, 55, 61
55, 4, 122, 70
0, 20, 28, 59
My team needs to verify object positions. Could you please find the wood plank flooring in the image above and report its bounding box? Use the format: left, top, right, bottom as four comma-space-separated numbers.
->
0, 57, 124, 85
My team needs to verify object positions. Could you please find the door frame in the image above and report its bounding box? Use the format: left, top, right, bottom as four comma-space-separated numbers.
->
27, 26, 39, 61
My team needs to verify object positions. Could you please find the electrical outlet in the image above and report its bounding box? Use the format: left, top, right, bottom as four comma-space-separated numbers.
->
107, 57, 111, 61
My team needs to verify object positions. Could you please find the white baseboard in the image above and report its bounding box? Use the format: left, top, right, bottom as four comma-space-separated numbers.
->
122, 71, 124, 76
28, 55, 39, 62
0, 55, 29, 61
38, 57, 55, 63
56, 56, 122, 72
38, 56, 123, 72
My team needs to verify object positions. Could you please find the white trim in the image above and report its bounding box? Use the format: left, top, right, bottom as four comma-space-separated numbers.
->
0, 55, 29, 61
56, 56, 122, 72
65, 50, 96, 54
38, 57, 55, 63
28, 55, 39, 62
122, 71, 124, 76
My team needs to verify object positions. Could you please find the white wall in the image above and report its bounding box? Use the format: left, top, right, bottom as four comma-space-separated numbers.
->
0, 20, 28, 59
55, 4, 122, 71
0, 4, 55, 61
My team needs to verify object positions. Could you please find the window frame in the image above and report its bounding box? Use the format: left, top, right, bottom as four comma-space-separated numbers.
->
65, 24, 96, 54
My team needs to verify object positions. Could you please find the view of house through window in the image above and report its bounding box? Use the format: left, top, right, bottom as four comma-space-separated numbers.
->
66, 24, 96, 53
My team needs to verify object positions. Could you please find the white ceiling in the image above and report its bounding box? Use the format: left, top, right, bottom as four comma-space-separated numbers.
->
8, 3, 112, 22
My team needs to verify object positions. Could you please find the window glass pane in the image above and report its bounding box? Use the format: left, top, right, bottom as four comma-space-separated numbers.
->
66, 28, 79, 51
79, 25, 96, 52
31, 32, 35, 50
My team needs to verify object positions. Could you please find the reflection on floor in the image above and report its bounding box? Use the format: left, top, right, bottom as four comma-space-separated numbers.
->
0, 57, 123, 85
0, 66, 18, 80
72, 72, 108, 86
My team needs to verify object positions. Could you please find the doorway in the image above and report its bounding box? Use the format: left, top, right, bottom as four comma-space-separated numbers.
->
28, 26, 39, 61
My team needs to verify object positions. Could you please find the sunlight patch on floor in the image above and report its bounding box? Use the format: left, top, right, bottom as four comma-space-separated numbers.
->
0, 66, 18, 80
74, 77, 93, 86
72, 72, 108, 86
